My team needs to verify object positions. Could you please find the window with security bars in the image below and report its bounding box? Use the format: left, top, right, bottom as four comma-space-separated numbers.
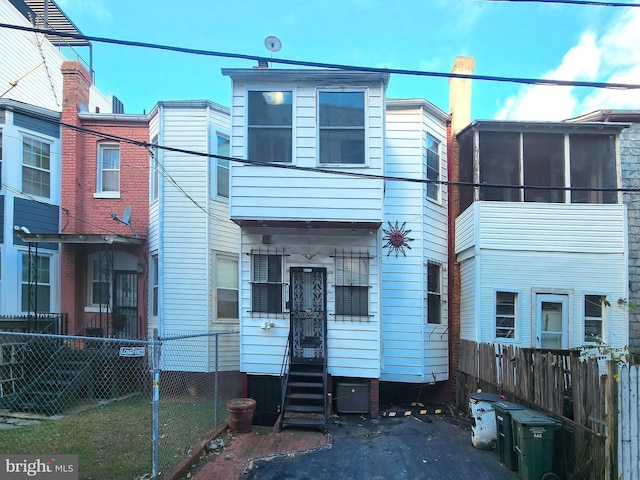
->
21, 254, 51, 313
251, 253, 284, 313
584, 295, 604, 343
335, 252, 369, 318
427, 263, 441, 324
496, 291, 516, 339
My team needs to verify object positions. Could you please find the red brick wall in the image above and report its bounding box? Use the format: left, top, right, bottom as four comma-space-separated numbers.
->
60, 62, 150, 334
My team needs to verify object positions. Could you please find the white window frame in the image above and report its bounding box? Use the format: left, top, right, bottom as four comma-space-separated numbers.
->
86, 254, 111, 309
95, 142, 120, 198
251, 252, 284, 314
20, 252, 51, 313
246, 88, 294, 164
22, 135, 51, 199
426, 133, 440, 202
214, 252, 239, 323
210, 132, 230, 200
317, 89, 367, 166
495, 291, 517, 340
584, 294, 605, 343
427, 262, 442, 325
334, 254, 370, 318
151, 253, 159, 317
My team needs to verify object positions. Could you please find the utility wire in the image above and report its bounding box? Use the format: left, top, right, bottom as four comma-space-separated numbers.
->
59, 121, 640, 194
1, 22, 640, 91
483, 0, 640, 7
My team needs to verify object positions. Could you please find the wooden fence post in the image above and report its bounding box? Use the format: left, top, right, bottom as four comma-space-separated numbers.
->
605, 360, 618, 480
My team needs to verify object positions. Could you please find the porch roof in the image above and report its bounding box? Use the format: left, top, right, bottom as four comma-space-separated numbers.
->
15, 232, 145, 245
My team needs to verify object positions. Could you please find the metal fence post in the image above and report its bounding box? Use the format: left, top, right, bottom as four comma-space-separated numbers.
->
152, 329, 160, 480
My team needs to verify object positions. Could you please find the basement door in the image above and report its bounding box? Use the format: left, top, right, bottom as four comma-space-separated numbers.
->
290, 267, 326, 363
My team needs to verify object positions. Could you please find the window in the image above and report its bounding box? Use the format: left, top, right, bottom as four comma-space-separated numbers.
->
98, 143, 120, 193
0, 130, 3, 185
479, 131, 520, 202
319, 91, 365, 165
248, 90, 292, 163
216, 255, 238, 321
151, 254, 158, 316
496, 292, 516, 339
523, 133, 564, 203
570, 134, 617, 204
427, 263, 441, 324
335, 255, 369, 317
584, 295, 604, 342
216, 134, 230, 198
88, 255, 111, 307
21, 254, 51, 313
426, 134, 440, 200
252, 253, 283, 313
22, 136, 51, 198
150, 135, 159, 201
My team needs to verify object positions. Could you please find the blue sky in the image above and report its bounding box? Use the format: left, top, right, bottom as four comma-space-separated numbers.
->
56, 0, 640, 120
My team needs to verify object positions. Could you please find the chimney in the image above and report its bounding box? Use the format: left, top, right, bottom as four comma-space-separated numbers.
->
449, 56, 474, 135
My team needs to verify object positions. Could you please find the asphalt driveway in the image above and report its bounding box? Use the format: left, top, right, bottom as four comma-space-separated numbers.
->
244, 413, 520, 480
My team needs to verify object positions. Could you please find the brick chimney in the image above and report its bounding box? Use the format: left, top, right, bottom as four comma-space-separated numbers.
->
449, 56, 475, 135
61, 61, 92, 233
445, 56, 474, 403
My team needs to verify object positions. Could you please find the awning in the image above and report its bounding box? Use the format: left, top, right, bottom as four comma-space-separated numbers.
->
16, 232, 145, 245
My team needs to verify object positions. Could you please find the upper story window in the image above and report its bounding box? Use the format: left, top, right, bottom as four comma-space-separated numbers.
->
459, 127, 619, 212
0, 130, 3, 186
22, 136, 51, 198
318, 91, 365, 165
150, 135, 159, 202
151, 254, 159, 316
427, 262, 442, 324
248, 90, 292, 163
426, 134, 440, 201
215, 134, 230, 198
97, 143, 120, 193
584, 294, 604, 343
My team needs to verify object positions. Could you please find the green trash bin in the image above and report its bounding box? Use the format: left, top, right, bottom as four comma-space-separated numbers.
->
511, 409, 562, 480
493, 401, 525, 471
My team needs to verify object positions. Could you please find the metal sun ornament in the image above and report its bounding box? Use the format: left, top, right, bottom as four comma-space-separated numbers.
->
382, 221, 414, 257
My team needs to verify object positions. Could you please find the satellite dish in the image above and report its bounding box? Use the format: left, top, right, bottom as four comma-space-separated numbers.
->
264, 35, 282, 53
122, 205, 132, 225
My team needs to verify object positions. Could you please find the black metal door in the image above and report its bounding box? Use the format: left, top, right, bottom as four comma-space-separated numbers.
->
290, 267, 326, 362
113, 271, 138, 338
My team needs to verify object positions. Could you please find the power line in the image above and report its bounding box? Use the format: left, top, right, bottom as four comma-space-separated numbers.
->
1, 22, 640, 91
483, 0, 640, 7
59, 121, 640, 194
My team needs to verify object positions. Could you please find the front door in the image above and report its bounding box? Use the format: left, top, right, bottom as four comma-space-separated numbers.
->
290, 267, 326, 362
113, 271, 138, 338
536, 294, 568, 349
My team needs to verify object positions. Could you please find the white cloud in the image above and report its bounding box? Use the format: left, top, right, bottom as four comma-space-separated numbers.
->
56, 0, 113, 21
495, 9, 640, 121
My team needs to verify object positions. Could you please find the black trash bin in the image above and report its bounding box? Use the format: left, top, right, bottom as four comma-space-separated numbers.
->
493, 401, 525, 471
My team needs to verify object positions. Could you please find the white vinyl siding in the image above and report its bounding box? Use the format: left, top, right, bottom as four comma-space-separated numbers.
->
229, 81, 385, 224
456, 202, 627, 351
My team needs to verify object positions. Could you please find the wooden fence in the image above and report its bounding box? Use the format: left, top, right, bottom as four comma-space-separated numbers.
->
618, 363, 640, 480
457, 340, 617, 480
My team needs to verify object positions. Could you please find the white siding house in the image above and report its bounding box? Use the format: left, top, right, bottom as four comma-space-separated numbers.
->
222, 68, 449, 419
454, 121, 629, 357
147, 101, 240, 372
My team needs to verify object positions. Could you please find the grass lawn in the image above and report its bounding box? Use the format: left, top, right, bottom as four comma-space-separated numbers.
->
0, 395, 228, 480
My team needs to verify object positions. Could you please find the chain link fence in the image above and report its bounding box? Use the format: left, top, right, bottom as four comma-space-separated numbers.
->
0, 330, 240, 479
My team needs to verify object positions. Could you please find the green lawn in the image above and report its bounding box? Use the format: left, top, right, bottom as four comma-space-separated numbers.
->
0, 395, 228, 479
